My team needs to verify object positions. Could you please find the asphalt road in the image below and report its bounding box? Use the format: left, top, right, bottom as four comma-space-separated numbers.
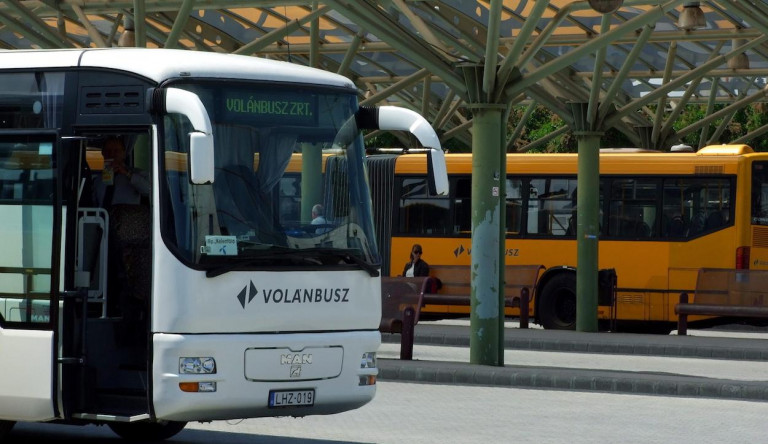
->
7, 380, 768, 444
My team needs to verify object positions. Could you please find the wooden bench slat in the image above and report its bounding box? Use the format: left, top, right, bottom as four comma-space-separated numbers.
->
676, 269, 768, 335
380, 265, 543, 359
676, 303, 768, 317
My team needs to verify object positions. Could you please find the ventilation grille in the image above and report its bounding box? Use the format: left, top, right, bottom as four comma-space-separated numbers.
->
753, 226, 768, 248
694, 165, 724, 175
80, 86, 144, 114
618, 294, 644, 304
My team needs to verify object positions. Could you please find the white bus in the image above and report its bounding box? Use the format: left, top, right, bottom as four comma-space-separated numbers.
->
0, 48, 446, 441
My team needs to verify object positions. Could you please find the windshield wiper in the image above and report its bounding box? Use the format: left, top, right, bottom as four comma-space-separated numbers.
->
292, 248, 379, 277
205, 254, 320, 278
204, 248, 379, 278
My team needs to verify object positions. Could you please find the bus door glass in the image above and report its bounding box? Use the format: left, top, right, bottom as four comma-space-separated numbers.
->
0, 132, 59, 420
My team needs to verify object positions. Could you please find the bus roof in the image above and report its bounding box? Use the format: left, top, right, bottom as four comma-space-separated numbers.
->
0, 48, 354, 89
390, 144, 762, 175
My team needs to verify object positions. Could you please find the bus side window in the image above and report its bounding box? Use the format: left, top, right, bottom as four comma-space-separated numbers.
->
667, 213, 686, 237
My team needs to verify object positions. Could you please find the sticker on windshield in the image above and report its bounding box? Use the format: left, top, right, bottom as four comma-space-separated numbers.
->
203, 235, 238, 256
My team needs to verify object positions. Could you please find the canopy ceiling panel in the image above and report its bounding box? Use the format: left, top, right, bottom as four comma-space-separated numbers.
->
1, 0, 767, 150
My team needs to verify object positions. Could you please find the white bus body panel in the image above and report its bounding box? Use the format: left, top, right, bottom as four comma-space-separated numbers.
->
1, 48, 353, 89
152, 243, 382, 333
150, 192, 381, 420
0, 329, 54, 421
152, 330, 379, 421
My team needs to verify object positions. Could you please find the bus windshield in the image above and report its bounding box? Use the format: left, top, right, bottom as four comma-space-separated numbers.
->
160, 81, 379, 270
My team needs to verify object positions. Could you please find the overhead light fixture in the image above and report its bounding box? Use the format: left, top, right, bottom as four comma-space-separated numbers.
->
118, 16, 135, 47
728, 39, 750, 70
678, 2, 706, 30
587, 0, 624, 14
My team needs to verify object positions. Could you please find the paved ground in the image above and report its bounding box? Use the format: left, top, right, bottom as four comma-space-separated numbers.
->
377, 320, 768, 401
7, 320, 768, 443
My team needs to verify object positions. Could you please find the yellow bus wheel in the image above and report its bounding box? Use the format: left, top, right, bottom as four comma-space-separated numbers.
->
538, 273, 577, 330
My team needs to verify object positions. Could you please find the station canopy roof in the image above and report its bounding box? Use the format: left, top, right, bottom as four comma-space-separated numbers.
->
2, 0, 768, 151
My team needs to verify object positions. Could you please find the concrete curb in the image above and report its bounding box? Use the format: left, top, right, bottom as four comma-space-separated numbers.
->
378, 359, 768, 401
381, 327, 768, 361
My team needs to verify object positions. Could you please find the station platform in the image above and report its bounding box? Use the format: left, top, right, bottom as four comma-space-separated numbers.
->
377, 320, 768, 402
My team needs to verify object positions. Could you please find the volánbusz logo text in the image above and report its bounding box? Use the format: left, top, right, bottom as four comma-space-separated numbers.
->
235, 280, 351, 309
263, 288, 350, 304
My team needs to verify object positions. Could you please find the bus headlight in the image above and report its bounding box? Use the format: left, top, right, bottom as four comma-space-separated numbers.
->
360, 352, 376, 369
179, 357, 217, 374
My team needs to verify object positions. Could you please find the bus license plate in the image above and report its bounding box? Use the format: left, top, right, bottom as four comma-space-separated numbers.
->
268, 389, 315, 408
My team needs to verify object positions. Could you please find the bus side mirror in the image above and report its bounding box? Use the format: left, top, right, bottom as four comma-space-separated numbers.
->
358, 106, 449, 196
157, 87, 215, 184
428, 148, 448, 196
189, 133, 214, 184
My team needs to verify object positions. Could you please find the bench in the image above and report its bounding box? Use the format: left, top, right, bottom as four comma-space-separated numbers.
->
675, 268, 768, 335
380, 277, 431, 359
419, 264, 544, 325
380, 265, 543, 359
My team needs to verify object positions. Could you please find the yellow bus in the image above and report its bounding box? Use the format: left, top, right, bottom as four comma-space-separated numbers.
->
365, 145, 768, 332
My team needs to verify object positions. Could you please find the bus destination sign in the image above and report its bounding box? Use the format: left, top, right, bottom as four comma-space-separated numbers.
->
224, 92, 318, 126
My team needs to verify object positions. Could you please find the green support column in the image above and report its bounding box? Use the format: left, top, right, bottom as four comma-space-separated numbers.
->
301, 144, 323, 222
469, 104, 506, 366
575, 131, 601, 332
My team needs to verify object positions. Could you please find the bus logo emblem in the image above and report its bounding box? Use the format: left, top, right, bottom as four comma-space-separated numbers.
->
237, 281, 258, 309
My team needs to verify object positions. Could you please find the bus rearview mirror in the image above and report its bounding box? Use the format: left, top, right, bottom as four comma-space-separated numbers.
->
358, 106, 449, 196
189, 132, 214, 184
428, 148, 449, 196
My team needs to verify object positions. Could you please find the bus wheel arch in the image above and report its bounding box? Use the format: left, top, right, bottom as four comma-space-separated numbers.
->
108, 420, 187, 441
536, 267, 577, 330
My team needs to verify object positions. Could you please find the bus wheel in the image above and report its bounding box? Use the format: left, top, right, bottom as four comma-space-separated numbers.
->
538, 273, 576, 330
0, 420, 15, 440
108, 421, 187, 441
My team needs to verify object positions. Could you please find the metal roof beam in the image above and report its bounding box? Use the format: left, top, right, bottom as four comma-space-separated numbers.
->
324, 0, 465, 95
234, 5, 329, 55
707, 85, 751, 145
658, 42, 725, 145
432, 89, 457, 128
495, 0, 549, 101
435, 98, 463, 130
674, 83, 768, 142
733, 121, 768, 145
360, 68, 430, 106
4, 0, 71, 47
309, 2, 319, 68
336, 31, 362, 76
587, 15, 610, 129
482, 0, 502, 100
391, 0, 448, 55
607, 35, 768, 128
164, 0, 194, 49
520, 126, 569, 152
71, 4, 108, 47
504, 0, 684, 102
507, 100, 537, 152
597, 24, 654, 122
0, 10, 59, 48
651, 41, 677, 146
698, 78, 720, 149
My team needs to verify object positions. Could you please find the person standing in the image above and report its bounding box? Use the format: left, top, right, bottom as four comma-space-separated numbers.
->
93, 136, 150, 325
402, 244, 429, 277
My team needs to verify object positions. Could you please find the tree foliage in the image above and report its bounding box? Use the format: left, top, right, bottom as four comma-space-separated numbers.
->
364, 103, 768, 153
